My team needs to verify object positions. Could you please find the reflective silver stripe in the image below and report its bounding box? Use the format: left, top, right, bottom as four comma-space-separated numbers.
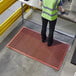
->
42, 11, 57, 16
43, 5, 57, 11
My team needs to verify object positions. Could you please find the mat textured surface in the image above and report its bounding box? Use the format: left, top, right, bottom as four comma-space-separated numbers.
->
7, 27, 69, 70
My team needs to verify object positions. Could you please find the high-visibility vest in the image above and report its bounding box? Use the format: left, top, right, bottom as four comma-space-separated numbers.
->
41, 0, 60, 21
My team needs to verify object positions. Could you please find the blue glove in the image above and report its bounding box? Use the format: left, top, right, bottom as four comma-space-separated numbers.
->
24, 0, 29, 1
61, 11, 68, 15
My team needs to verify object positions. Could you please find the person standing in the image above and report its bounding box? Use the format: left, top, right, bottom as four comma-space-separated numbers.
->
39, 0, 65, 46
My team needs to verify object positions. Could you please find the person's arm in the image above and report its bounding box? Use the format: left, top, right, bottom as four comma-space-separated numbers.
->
58, 6, 65, 12
58, 0, 65, 12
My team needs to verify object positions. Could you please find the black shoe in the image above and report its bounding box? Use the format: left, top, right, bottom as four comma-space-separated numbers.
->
42, 39, 46, 43
47, 41, 53, 46
41, 36, 46, 43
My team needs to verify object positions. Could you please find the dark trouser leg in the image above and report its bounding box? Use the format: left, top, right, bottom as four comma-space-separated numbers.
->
41, 17, 48, 42
47, 19, 57, 46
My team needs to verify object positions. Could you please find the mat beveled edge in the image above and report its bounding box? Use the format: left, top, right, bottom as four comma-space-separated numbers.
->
6, 26, 40, 47
6, 26, 70, 70
58, 45, 70, 70
7, 44, 60, 70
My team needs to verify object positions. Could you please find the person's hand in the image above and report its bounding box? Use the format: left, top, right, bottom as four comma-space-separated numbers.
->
58, 6, 64, 12
61, 9, 69, 15
58, 6, 68, 15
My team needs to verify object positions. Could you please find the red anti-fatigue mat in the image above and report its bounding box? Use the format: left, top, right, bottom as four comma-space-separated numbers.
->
7, 27, 69, 70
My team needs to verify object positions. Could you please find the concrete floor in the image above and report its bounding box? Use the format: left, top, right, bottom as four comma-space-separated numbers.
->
0, 20, 74, 76
0, 1, 76, 76
27, 10, 76, 37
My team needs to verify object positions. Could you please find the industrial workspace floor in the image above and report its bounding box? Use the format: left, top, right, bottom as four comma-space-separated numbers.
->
0, 1, 76, 76
0, 19, 76, 76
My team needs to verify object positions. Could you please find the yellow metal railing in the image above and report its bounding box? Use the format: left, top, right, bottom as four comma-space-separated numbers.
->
0, 0, 16, 14
0, 5, 29, 35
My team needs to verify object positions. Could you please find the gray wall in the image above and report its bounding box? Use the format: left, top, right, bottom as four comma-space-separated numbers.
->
71, 0, 76, 12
